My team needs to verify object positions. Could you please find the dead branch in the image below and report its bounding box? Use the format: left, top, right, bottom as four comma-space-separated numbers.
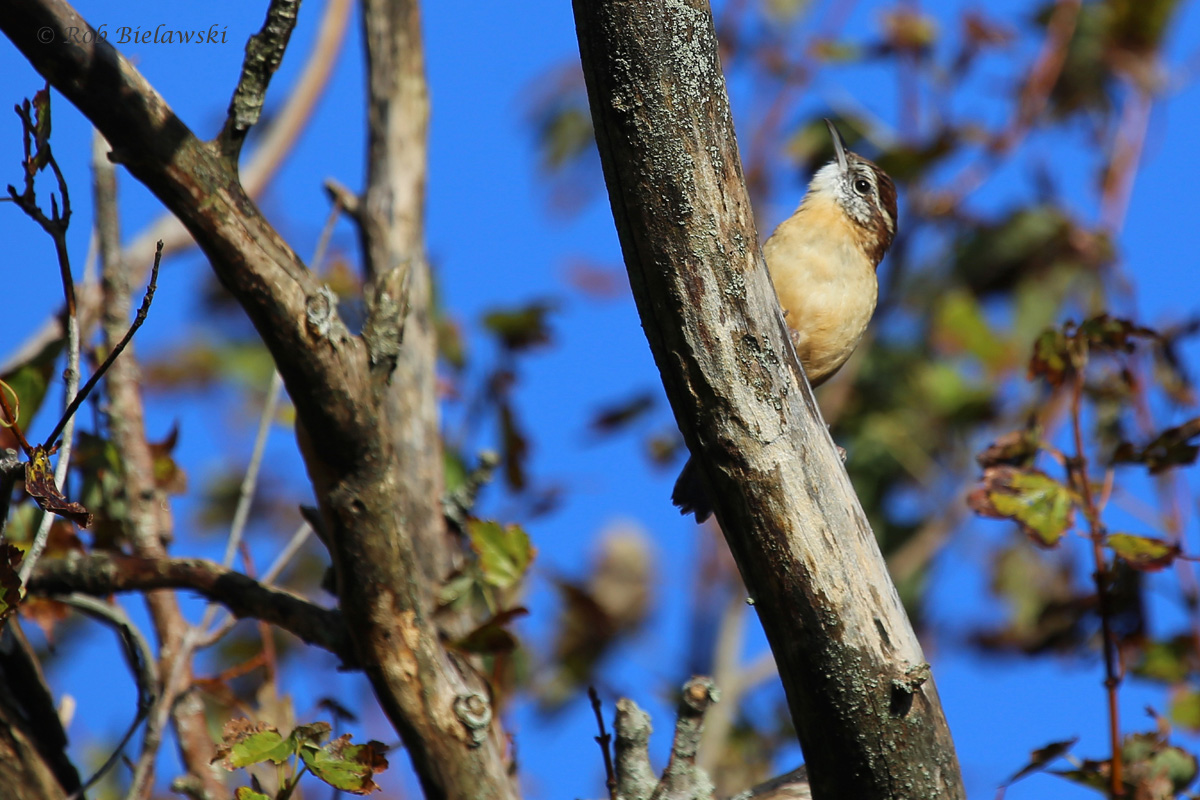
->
572, 0, 964, 796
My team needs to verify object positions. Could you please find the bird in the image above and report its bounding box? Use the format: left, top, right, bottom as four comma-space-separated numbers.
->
672, 119, 898, 522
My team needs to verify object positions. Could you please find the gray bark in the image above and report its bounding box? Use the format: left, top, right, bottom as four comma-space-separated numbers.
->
572, 1, 965, 797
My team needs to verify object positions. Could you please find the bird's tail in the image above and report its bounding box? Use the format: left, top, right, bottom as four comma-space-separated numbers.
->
671, 455, 714, 523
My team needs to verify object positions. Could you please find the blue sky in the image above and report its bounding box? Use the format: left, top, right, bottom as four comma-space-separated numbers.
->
3, 0, 1200, 798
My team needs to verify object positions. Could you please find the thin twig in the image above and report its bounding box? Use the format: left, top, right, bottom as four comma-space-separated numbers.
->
0, 0, 352, 380
52, 593, 158, 800
588, 687, 617, 800
6, 90, 82, 586
200, 521, 313, 648
1070, 368, 1124, 796
222, 372, 282, 570
42, 242, 162, 448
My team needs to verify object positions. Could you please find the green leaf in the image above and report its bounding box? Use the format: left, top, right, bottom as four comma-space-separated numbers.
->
1170, 690, 1200, 732
1134, 637, 1195, 684
289, 721, 332, 749
931, 288, 1010, 369
968, 467, 1076, 547
30, 86, 51, 172
226, 729, 293, 768
300, 735, 388, 795
1107, 533, 1180, 572
234, 789, 270, 800
213, 720, 296, 769
0, 335, 63, 433
1028, 328, 1073, 388
467, 520, 534, 589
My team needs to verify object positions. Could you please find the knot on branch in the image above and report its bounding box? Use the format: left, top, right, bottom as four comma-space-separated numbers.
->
363, 262, 413, 379
889, 662, 931, 718
453, 692, 492, 748
304, 285, 348, 344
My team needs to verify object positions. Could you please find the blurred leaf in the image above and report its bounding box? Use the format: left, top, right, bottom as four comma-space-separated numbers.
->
1077, 315, 1158, 353
968, 466, 1075, 547
443, 447, 468, 497
1004, 736, 1078, 785
436, 571, 478, 609
299, 734, 388, 795
1170, 689, 1200, 732
1134, 636, 1196, 684
234, 789, 269, 800
1107, 533, 1180, 572
589, 393, 655, 437
25, 446, 92, 528
144, 340, 275, 392
1113, 417, 1200, 474
976, 427, 1042, 469
452, 606, 529, 655
1041, 1, 1114, 119
1121, 730, 1199, 796
1050, 762, 1113, 792
497, 395, 528, 491
931, 289, 1011, 370
565, 259, 627, 300
483, 302, 555, 352
764, 0, 813, 24
1109, 0, 1181, 57
539, 107, 593, 171
953, 207, 1109, 296
148, 425, 187, 495
1029, 326, 1077, 388
973, 542, 1086, 654
436, 314, 467, 371
879, 8, 939, 54
807, 39, 862, 62
467, 520, 534, 590
0, 334, 63, 435
20, 596, 69, 641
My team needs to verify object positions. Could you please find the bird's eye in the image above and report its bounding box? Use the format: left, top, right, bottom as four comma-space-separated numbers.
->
853, 177, 871, 195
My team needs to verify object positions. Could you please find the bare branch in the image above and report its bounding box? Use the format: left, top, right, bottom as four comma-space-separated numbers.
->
613, 698, 657, 798
41, 241, 160, 449
0, 0, 352, 379
588, 687, 617, 800
726, 768, 812, 800
26, 554, 353, 663
1, 2, 518, 795
218, 0, 303, 164
201, 521, 314, 648
655, 678, 718, 800
52, 594, 157, 800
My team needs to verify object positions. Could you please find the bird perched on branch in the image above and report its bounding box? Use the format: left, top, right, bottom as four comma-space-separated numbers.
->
672, 120, 898, 522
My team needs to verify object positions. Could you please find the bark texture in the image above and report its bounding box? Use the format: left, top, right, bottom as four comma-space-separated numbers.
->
0, 2, 516, 798
573, 1, 965, 797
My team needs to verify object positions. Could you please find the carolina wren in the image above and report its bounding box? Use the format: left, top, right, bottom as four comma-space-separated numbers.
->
673, 120, 898, 521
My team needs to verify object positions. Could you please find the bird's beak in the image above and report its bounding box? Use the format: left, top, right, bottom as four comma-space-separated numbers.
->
824, 119, 849, 173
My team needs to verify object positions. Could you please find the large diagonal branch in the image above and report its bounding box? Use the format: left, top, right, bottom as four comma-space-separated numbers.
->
26, 554, 354, 662
573, 1, 964, 797
0, 0, 368, 467
1, 2, 517, 798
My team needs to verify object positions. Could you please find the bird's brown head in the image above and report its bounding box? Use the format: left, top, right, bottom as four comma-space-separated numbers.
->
811, 120, 898, 267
